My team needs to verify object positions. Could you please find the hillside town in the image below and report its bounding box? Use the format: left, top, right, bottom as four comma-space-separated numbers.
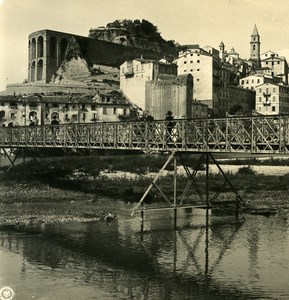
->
0, 21, 288, 127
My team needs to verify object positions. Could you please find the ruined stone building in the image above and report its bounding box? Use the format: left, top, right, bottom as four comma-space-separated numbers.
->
27, 28, 177, 84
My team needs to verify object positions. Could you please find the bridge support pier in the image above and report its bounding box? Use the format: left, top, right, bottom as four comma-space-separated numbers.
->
132, 151, 244, 230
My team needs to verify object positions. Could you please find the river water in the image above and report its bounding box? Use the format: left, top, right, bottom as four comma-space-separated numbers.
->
0, 200, 289, 300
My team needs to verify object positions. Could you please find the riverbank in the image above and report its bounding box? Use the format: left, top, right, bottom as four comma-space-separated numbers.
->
0, 180, 289, 228
1, 154, 289, 227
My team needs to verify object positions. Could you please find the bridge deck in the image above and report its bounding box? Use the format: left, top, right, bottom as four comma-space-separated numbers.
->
1, 115, 289, 154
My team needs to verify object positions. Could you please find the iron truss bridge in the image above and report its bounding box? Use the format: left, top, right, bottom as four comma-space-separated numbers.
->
1, 115, 289, 154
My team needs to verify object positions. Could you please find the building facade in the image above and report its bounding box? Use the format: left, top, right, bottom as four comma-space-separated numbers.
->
120, 58, 178, 110
239, 74, 283, 90
145, 74, 194, 120
174, 46, 219, 110
255, 83, 289, 115
260, 51, 288, 85
0, 90, 131, 127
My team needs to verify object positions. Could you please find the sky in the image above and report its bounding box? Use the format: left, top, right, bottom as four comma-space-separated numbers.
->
1, 0, 289, 91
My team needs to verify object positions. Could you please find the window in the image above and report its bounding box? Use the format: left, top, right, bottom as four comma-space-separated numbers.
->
190, 61, 193, 63
197, 69, 200, 71
91, 104, 96, 110
259, 97, 262, 102
197, 78, 200, 81
273, 88, 276, 93
82, 113, 86, 121
259, 88, 262, 93
113, 108, 117, 115
123, 108, 127, 115
273, 96, 275, 102
241, 80, 244, 84
184, 61, 187, 64
103, 107, 107, 114
257, 79, 260, 83
272, 106, 276, 112
197, 60, 200, 63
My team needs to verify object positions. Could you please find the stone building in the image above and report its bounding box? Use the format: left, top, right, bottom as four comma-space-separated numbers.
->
260, 51, 288, 85
249, 25, 261, 68
239, 74, 283, 91
255, 83, 289, 115
174, 45, 219, 110
0, 90, 132, 127
120, 58, 178, 110
145, 74, 194, 120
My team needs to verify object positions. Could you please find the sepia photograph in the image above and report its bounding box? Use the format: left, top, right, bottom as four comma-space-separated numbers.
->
0, 0, 289, 299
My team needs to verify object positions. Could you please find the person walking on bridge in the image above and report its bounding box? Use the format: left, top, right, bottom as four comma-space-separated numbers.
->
165, 111, 174, 143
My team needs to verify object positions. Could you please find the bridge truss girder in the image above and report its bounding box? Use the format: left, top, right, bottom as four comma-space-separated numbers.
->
0, 115, 288, 153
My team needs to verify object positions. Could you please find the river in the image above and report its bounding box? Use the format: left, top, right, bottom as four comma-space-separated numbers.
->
0, 199, 289, 299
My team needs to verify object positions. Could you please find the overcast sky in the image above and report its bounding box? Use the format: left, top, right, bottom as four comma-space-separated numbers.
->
1, 0, 289, 91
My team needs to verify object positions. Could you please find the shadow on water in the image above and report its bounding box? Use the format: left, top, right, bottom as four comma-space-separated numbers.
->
0, 207, 289, 299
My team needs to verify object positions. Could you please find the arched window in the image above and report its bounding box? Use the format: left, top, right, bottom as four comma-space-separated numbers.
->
31, 61, 36, 82
60, 38, 68, 61
32, 38, 36, 59
50, 36, 57, 58
37, 59, 43, 81
253, 45, 256, 51
28, 40, 31, 61
51, 112, 59, 119
37, 36, 44, 57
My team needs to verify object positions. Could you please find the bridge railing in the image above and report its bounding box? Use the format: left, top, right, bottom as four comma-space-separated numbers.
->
0, 115, 289, 153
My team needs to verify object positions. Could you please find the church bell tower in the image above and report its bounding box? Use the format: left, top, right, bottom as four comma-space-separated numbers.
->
250, 24, 261, 67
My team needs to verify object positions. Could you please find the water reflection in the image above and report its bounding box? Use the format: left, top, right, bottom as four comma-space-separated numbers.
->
0, 208, 289, 299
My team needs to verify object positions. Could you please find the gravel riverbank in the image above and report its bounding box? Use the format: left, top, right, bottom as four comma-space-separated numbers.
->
1, 180, 289, 227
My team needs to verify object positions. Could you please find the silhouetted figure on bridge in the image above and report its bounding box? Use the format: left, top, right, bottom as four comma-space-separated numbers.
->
51, 116, 59, 141
165, 111, 174, 142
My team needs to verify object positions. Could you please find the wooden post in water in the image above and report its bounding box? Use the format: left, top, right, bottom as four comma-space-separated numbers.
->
140, 204, 144, 232
173, 153, 177, 229
205, 152, 210, 208
236, 195, 239, 220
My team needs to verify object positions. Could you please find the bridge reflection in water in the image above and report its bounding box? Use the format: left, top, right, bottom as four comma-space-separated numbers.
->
0, 208, 288, 299
1, 115, 289, 153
